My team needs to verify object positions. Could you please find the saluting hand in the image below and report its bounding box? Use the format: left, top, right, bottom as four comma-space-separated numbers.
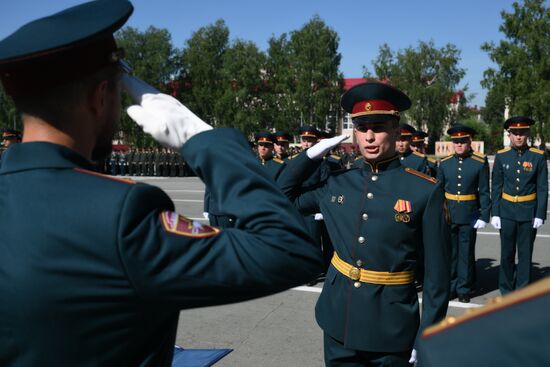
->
306, 134, 349, 160
122, 75, 212, 149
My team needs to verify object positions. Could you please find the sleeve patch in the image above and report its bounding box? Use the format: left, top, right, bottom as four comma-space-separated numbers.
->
160, 211, 221, 238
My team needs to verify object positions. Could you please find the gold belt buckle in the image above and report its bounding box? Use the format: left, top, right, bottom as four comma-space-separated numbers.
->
349, 267, 361, 281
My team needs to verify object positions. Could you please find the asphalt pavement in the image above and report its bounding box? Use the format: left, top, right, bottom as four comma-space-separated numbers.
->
132, 165, 550, 367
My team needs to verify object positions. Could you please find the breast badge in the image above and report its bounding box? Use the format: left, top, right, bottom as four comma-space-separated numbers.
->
522, 161, 533, 172
394, 199, 412, 223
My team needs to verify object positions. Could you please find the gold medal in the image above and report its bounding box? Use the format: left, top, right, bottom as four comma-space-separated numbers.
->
402, 213, 410, 223
395, 213, 402, 222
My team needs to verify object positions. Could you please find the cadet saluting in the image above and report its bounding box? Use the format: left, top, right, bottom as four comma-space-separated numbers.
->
437, 124, 490, 303
278, 82, 451, 366
490, 116, 548, 295
0, 1, 322, 365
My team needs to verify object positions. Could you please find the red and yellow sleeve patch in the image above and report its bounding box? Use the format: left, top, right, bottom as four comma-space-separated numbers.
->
160, 211, 220, 238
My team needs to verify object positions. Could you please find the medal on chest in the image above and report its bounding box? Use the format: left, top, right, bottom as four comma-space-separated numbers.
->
394, 199, 412, 223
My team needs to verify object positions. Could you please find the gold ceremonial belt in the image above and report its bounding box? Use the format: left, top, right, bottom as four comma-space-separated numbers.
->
331, 252, 414, 285
445, 192, 477, 201
502, 192, 537, 203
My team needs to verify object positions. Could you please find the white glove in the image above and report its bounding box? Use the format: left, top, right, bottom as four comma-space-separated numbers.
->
306, 134, 349, 160
491, 216, 501, 230
202, 212, 209, 220
473, 219, 487, 229
533, 218, 544, 229
408, 349, 417, 364
314, 213, 324, 221
123, 75, 212, 149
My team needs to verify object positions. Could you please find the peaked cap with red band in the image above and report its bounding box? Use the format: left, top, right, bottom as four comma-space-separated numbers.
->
255, 131, 275, 144
504, 116, 535, 130
411, 131, 428, 143
274, 131, 292, 143
341, 82, 411, 124
0, 0, 133, 97
299, 125, 319, 139
447, 123, 476, 139
398, 123, 416, 137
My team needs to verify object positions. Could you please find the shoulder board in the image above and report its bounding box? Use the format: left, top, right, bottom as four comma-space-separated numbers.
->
529, 147, 545, 154
287, 154, 299, 160
472, 151, 486, 158
427, 157, 438, 164
273, 157, 285, 164
497, 147, 511, 154
354, 156, 362, 161
330, 154, 341, 161
73, 168, 136, 185
440, 154, 454, 162
404, 167, 438, 184
423, 277, 550, 339
412, 151, 426, 158
471, 155, 486, 164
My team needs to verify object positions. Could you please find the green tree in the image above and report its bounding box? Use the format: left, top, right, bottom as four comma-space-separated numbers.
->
366, 41, 467, 151
116, 26, 180, 147
481, 0, 550, 147
481, 84, 507, 152
218, 39, 266, 136
287, 16, 342, 134
181, 19, 229, 126
0, 86, 19, 132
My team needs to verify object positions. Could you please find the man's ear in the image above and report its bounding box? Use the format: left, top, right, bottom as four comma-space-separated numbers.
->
88, 80, 110, 118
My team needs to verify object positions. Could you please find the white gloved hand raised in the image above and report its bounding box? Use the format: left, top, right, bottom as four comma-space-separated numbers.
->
491, 216, 501, 230
306, 134, 349, 160
473, 219, 487, 229
408, 349, 417, 364
314, 213, 324, 221
122, 75, 212, 149
533, 218, 544, 229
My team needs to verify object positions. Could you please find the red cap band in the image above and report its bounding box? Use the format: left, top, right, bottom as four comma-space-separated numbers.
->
351, 99, 399, 118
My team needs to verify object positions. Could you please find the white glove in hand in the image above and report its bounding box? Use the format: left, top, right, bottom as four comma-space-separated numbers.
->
314, 213, 324, 221
123, 75, 212, 149
202, 212, 210, 220
408, 349, 417, 364
306, 134, 349, 160
533, 218, 544, 229
491, 216, 501, 230
473, 219, 487, 229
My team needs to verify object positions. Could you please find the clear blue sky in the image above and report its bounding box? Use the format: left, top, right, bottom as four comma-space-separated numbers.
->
0, 0, 525, 107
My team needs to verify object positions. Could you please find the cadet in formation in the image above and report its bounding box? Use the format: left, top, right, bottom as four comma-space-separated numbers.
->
0, 1, 323, 365
255, 131, 286, 181
396, 123, 429, 174
274, 131, 292, 160
278, 82, 451, 366
437, 124, 490, 303
411, 130, 438, 177
490, 116, 548, 295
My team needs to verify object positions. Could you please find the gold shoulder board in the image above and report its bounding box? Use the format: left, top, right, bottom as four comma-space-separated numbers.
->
404, 167, 438, 184
413, 151, 426, 158
497, 147, 511, 154
440, 154, 454, 162
472, 151, 486, 158
529, 147, 545, 154
471, 156, 486, 164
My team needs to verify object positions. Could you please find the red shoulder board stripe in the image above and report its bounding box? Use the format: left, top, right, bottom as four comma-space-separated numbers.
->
73, 168, 136, 184
160, 211, 221, 238
404, 168, 438, 184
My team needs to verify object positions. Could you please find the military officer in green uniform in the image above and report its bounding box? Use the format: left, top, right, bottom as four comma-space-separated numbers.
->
255, 131, 286, 181
274, 131, 292, 160
490, 116, 548, 295
0, 1, 323, 366
396, 123, 429, 173
418, 277, 550, 366
278, 82, 451, 366
437, 124, 490, 302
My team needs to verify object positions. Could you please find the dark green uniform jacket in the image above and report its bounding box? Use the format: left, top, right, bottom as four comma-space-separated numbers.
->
437, 151, 491, 224
259, 155, 286, 181
491, 147, 548, 221
0, 128, 322, 367
279, 153, 451, 352
399, 150, 428, 174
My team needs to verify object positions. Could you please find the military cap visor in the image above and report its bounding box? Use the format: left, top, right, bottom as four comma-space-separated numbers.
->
447, 124, 476, 139
0, 0, 134, 97
504, 116, 535, 130
411, 131, 428, 143
255, 132, 275, 144
341, 82, 411, 124
398, 123, 416, 137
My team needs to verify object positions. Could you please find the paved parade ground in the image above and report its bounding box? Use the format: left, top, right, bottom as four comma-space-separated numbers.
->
134, 168, 550, 367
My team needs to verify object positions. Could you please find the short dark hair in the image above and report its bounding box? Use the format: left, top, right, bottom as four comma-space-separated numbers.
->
12, 64, 120, 126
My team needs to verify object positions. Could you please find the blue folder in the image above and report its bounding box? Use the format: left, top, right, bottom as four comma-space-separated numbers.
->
172, 345, 232, 367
